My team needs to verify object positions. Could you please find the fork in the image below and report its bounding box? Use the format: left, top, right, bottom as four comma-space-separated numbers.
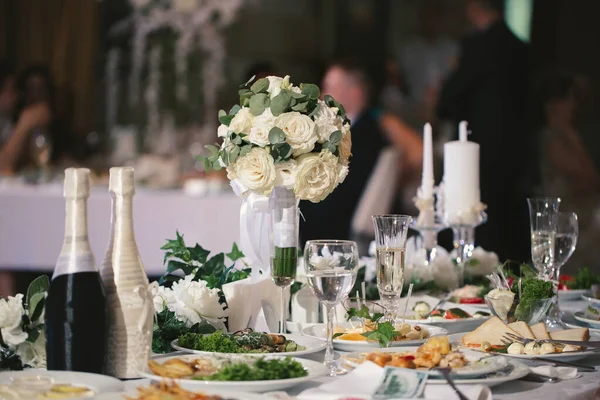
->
502, 332, 600, 348
434, 368, 469, 400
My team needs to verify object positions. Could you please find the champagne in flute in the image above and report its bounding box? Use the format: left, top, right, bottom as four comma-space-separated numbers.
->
531, 230, 555, 272
527, 198, 560, 279
376, 247, 405, 303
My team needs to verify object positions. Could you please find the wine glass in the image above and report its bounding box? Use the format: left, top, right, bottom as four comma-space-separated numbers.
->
304, 240, 359, 376
372, 214, 412, 323
546, 212, 578, 328
527, 198, 560, 278
30, 129, 52, 182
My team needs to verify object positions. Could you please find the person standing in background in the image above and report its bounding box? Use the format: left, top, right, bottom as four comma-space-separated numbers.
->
437, 0, 532, 262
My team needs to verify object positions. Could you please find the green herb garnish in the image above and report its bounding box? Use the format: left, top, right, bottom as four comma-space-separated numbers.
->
361, 321, 400, 347
195, 357, 307, 381
511, 277, 554, 321
346, 305, 384, 322
178, 331, 242, 353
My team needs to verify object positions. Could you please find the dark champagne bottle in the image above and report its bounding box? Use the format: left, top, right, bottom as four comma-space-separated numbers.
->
45, 168, 108, 373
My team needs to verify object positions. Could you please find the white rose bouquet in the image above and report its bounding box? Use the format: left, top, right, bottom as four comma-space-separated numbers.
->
0, 276, 49, 370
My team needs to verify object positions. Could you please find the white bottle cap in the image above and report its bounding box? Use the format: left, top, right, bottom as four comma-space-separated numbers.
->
63, 168, 90, 199
109, 167, 136, 196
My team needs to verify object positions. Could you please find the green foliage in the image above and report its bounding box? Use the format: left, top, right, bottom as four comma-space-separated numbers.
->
178, 331, 242, 353
346, 305, 384, 323
570, 267, 600, 289
361, 321, 399, 348
152, 309, 216, 354
195, 357, 307, 381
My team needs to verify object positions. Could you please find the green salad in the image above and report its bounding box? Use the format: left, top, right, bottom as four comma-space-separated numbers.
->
194, 357, 308, 381
178, 329, 306, 354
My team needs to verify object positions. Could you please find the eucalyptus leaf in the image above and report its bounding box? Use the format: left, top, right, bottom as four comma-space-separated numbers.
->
231, 134, 243, 146
270, 91, 292, 116
27, 329, 40, 344
268, 127, 286, 144
278, 143, 292, 159
240, 75, 256, 88
329, 130, 342, 145
301, 83, 320, 100
249, 93, 269, 116
212, 159, 223, 171
218, 109, 227, 118
28, 292, 45, 322
26, 275, 49, 307
229, 104, 241, 115
202, 156, 211, 172
229, 146, 240, 163
291, 101, 308, 112
205, 144, 220, 158
289, 91, 306, 100
218, 114, 234, 126
323, 141, 337, 153
239, 144, 252, 157
250, 77, 269, 94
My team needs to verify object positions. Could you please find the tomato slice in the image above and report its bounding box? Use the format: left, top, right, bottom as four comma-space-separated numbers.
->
459, 297, 484, 304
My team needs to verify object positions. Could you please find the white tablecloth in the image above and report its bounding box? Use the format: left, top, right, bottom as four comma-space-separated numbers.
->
0, 184, 241, 276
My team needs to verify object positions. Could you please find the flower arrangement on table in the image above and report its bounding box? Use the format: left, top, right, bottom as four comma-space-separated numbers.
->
0, 276, 48, 370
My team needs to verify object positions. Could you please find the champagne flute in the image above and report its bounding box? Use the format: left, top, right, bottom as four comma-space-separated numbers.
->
304, 240, 359, 376
372, 215, 412, 323
546, 212, 578, 328
527, 198, 560, 279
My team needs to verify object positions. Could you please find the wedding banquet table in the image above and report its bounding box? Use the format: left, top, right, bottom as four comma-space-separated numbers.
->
125, 298, 600, 400
0, 183, 241, 276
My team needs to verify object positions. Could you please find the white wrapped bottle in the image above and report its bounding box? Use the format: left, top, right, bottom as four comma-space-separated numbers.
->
100, 167, 153, 378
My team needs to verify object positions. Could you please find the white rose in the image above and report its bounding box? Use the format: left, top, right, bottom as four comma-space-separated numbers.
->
266, 76, 284, 99
294, 151, 341, 202
229, 107, 254, 134
229, 147, 276, 196
217, 124, 230, 138
313, 101, 342, 143
0, 294, 27, 348
275, 112, 317, 156
169, 276, 228, 327
274, 160, 297, 190
149, 281, 174, 314
248, 108, 275, 147
16, 330, 46, 368
337, 164, 349, 184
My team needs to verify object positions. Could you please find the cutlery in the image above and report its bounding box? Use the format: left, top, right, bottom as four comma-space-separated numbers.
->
520, 373, 559, 383
434, 367, 469, 400
502, 332, 600, 348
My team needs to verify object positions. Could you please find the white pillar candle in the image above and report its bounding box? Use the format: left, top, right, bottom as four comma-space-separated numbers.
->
443, 121, 480, 223
421, 123, 434, 198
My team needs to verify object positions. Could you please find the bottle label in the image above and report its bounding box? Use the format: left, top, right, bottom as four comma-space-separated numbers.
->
53, 253, 98, 279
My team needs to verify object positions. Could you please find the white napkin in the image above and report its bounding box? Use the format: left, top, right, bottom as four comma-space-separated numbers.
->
529, 365, 580, 380
297, 362, 492, 400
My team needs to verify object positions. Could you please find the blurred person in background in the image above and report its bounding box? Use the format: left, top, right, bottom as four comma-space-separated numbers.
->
436, 0, 531, 262
536, 70, 600, 274
300, 60, 423, 248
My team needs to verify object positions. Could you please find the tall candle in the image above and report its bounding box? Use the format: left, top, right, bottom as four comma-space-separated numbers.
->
443, 121, 480, 223
421, 123, 434, 198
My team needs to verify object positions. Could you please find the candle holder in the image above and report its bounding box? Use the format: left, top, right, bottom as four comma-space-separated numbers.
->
448, 211, 487, 287
409, 216, 449, 265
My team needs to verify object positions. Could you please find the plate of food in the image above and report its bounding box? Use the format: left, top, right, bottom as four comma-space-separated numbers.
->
581, 292, 600, 306
410, 302, 490, 334
560, 268, 600, 301
0, 370, 124, 399
341, 336, 508, 378
453, 316, 597, 361
139, 353, 327, 392
448, 285, 490, 308
171, 329, 326, 357
558, 289, 588, 301
302, 321, 447, 352
95, 381, 267, 400
574, 306, 600, 328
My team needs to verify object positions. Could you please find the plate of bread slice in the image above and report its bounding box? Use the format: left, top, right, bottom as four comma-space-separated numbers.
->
450, 316, 597, 361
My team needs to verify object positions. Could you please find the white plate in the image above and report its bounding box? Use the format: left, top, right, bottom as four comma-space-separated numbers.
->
139, 353, 328, 392
413, 316, 489, 334
341, 346, 508, 378
447, 332, 600, 362
574, 311, 600, 328
302, 322, 448, 352
0, 370, 124, 399
581, 292, 600, 305
171, 333, 326, 357
95, 387, 267, 400
559, 289, 587, 301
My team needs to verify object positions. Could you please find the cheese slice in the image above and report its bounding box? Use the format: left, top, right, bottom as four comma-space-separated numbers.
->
530, 322, 551, 339
462, 316, 519, 347
549, 328, 590, 342
508, 321, 535, 339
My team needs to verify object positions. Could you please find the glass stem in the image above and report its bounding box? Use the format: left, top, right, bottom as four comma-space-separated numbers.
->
550, 265, 562, 319
279, 286, 286, 334
325, 304, 336, 376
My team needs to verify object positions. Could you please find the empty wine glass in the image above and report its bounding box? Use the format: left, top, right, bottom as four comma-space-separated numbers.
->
30, 129, 52, 182
546, 212, 578, 328
304, 240, 359, 376
527, 198, 560, 278
372, 215, 412, 323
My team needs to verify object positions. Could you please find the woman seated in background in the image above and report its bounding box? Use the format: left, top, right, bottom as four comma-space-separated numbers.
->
0, 64, 81, 174
537, 70, 600, 274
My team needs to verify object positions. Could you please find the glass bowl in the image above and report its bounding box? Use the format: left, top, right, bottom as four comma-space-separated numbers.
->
485, 295, 553, 325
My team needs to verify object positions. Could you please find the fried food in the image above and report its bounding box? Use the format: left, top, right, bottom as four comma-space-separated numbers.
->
126, 381, 223, 400
148, 358, 217, 379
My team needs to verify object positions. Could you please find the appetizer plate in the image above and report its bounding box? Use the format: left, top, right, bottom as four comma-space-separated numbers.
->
302, 322, 448, 352
171, 333, 326, 357
447, 332, 600, 362
581, 292, 600, 305
95, 387, 267, 400
574, 311, 600, 329
564, 314, 600, 333
559, 289, 587, 301
0, 370, 124, 398
412, 316, 489, 335
139, 354, 328, 392
341, 346, 508, 378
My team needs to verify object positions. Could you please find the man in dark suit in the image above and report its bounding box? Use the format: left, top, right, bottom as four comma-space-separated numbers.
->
437, 0, 532, 262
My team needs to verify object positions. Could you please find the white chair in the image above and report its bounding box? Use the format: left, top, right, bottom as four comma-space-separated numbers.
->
351, 147, 402, 245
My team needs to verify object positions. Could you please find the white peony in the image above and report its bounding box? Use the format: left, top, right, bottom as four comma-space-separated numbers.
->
149, 281, 175, 314
266, 75, 292, 99
248, 108, 275, 147
169, 276, 228, 327
228, 147, 276, 196
274, 160, 297, 190
229, 107, 254, 134
217, 124, 230, 138
16, 330, 46, 368
0, 294, 27, 347
294, 151, 341, 202
275, 112, 318, 156
313, 101, 341, 143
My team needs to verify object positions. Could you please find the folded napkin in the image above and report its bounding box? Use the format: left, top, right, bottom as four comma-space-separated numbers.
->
529, 365, 580, 380
297, 362, 492, 400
